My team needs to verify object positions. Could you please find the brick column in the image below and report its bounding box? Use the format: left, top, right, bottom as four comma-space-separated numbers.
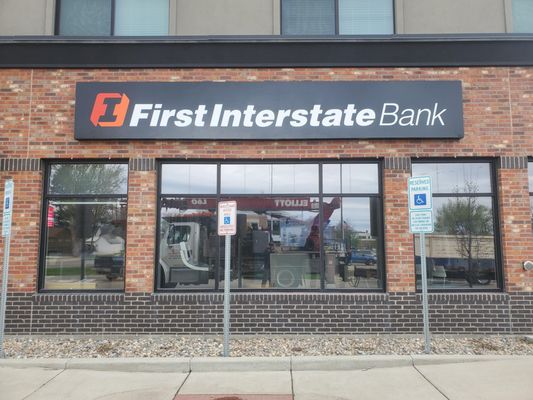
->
0, 159, 42, 292
125, 159, 157, 293
383, 157, 415, 292
498, 156, 533, 292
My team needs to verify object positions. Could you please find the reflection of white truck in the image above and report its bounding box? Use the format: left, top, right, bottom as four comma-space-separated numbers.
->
159, 221, 209, 288
87, 226, 125, 280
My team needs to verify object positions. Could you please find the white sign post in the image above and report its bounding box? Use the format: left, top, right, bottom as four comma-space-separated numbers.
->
0, 179, 14, 358
408, 176, 433, 354
218, 201, 237, 357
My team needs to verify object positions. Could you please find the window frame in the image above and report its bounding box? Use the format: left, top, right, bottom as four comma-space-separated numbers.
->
280, 0, 395, 36
410, 158, 504, 292
527, 157, 533, 230
55, 0, 169, 36
156, 159, 385, 293
39, 159, 129, 292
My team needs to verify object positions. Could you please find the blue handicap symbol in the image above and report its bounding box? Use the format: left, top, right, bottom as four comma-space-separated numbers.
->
4, 197, 9, 210
223, 216, 231, 225
414, 194, 427, 206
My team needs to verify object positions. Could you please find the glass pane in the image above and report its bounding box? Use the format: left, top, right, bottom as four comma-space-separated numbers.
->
115, 0, 169, 36
529, 162, 533, 191
513, 0, 533, 33
43, 199, 126, 290
221, 164, 271, 194
49, 164, 128, 195
324, 164, 378, 194
323, 197, 382, 289
341, 164, 379, 193
531, 197, 533, 230
59, 0, 111, 36
219, 196, 321, 290
415, 196, 497, 290
161, 164, 217, 194
221, 164, 319, 194
158, 197, 217, 289
272, 164, 319, 194
412, 163, 492, 194
322, 164, 341, 193
282, 0, 335, 35
339, 0, 393, 35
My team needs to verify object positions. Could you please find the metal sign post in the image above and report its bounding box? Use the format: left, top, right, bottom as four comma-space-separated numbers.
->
408, 176, 433, 354
0, 179, 14, 358
218, 201, 237, 357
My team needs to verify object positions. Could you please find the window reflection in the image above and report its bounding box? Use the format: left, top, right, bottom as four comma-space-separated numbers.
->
220, 197, 322, 290
44, 199, 127, 290
528, 162, 533, 191
221, 164, 319, 194
159, 161, 383, 291
413, 161, 498, 290
323, 197, 382, 289
161, 164, 217, 194
49, 164, 128, 195
158, 198, 218, 289
323, 164, 379, 194
412, 163, 491, 194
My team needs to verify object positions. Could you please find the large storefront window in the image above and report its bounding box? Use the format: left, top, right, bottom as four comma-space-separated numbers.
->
157, 162, 384, 291
412, 161, 500, 290
41, 163, 128, 291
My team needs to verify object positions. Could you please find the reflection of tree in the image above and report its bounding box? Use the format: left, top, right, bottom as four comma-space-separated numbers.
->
50, 164, 126, 256
50, 164, 126, 195
331, 221, 360, 250
434, 182, 492, 287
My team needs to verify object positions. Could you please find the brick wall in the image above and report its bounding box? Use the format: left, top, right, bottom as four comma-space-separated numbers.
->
2, 66, 533, 334
125, 165, 157, 293
5, 292, 531, 334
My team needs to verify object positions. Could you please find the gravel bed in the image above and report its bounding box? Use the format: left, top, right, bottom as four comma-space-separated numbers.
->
4, 335, 533, 359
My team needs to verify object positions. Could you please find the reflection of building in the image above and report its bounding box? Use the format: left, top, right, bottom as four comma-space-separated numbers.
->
414, 235, 495, 260
1, 1, 533, 336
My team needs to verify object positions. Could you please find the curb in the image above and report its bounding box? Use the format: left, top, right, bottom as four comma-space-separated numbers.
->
0, 355, 528, 373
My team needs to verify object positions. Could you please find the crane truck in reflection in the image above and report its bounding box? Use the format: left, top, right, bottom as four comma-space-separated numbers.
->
159, 221, 210, 288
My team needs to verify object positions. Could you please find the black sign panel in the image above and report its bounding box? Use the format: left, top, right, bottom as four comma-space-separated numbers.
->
75, 81, 463, 140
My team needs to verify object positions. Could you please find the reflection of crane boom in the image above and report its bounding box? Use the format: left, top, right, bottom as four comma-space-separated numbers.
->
310, 197, 341, 229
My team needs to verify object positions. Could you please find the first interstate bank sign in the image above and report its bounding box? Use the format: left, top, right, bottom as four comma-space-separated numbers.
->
75, 81, 464, 140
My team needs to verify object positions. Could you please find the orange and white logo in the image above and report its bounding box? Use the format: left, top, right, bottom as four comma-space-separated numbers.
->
90, 93, 130, 127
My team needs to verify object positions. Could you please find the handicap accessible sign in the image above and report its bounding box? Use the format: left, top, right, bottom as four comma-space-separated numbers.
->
408, 176, 432, 210
408, 176, 433, 234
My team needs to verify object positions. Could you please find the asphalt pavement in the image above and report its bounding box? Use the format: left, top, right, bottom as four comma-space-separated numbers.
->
1, 355, 532, 400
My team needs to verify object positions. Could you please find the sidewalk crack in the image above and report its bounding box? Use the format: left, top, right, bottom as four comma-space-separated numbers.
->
22, 367, 66, 400
173, 369, 192, 398
289, 356, 295, 400
409, 355, 450, 400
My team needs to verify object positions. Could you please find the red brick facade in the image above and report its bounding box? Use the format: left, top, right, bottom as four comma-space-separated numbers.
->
1, 66, 533, 333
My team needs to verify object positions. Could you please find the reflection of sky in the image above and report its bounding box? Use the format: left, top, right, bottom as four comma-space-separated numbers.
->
161, 164, 217, 194
325, 197, 373, 232
412, 163, 491, 194
221, 164, 319, 194
322, 164, 378, 194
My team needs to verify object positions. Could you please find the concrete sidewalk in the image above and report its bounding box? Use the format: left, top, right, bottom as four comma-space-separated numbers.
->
1, 355, 532, 400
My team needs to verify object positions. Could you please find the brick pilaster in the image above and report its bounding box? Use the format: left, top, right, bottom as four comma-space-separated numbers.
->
0, 169, 42, 292
498, 158, 533, 292
383, 157, 415, 292
125, 160, 157, 293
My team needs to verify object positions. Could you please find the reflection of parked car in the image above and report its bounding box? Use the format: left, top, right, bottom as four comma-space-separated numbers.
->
350, 250, 377, 265
415, 256, 494, 285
